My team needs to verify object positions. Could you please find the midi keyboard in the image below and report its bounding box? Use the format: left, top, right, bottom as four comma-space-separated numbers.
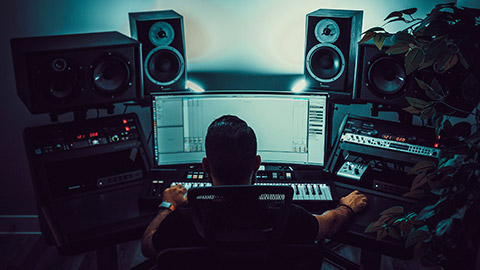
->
140, 180, 333, 209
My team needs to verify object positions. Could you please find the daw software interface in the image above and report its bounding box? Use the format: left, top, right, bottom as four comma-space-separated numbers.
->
152, 93, 327, 167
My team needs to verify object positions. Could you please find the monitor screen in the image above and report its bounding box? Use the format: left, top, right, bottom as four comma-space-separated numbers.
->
152, 92, 328, 167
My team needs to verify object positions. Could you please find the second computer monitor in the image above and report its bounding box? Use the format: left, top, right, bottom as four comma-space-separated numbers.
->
152, 92, 328, 167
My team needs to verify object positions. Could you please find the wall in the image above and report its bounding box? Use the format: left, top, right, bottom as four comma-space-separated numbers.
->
0, 0, 441, 215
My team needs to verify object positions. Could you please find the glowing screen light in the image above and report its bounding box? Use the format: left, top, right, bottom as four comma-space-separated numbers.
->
291, 78, 307, 93
186, 80, 205, 93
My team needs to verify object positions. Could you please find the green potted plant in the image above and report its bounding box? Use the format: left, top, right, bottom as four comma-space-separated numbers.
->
360, 3, 480, 269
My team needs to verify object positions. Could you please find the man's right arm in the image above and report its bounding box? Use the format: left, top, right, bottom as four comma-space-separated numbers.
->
314, 190, 367, 240
141, 184, 187, 258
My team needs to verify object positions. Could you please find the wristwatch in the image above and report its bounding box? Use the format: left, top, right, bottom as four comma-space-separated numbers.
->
159, 201, 175, 211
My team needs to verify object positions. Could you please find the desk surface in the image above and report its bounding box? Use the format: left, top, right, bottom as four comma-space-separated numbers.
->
330, 182, 416, 260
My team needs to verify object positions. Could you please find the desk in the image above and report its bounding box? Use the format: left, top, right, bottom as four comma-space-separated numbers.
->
330, 182, 416, 269
40, 182, 156, 269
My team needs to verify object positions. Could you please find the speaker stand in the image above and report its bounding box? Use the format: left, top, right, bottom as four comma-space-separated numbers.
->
370, 104, 413, 125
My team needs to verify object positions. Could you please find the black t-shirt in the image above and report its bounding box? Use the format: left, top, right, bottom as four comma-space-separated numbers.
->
152, 204, 319, 252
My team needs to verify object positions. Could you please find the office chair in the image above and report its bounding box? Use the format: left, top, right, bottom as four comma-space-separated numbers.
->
132, 185, 323, 270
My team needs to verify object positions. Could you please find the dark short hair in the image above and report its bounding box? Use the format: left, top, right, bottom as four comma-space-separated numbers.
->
205, 115, 257, 184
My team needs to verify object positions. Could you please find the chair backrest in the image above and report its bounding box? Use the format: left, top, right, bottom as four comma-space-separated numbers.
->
188, 185, 293, 247
151, 185, 324, 270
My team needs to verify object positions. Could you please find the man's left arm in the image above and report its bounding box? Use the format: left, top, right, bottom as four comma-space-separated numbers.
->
141, 184, 187, 258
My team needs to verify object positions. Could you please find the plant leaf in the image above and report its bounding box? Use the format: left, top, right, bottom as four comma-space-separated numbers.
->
377, 228, 388, 241
419, 57, 436, 70
403, 189, 426, 199
399, 221, 413, 237
402, 106, 422, 114
451, 206, 467, 219
435, 50, 454, 72
405, 47, 425, 75
408, 160, 436, 175
415, 77, 433, 91
373, 34, 388, 50
411, 173, 428, 191
430, 78, 445, 98
392, 31, 416, 44
380, 206, 404, 216
385, 17, 407, 24
384, 11, 404, 21
362, 27, 385, 34
389, 228, 402, 240
457, 51, 470, 69
432, 111, 443, 128
438, 154, 467, 169
405, 225, 430, 248
416, 207, 435, 221
385, 43, 410, 55
364, 222, 379, 233
359, 31, 376, 44
436, 218, 452, 236
420, 107, 436, 120
443, 53, 459, 72
406, 97, 428, 109
399, 7, 418, 15
415, 77, 443, 101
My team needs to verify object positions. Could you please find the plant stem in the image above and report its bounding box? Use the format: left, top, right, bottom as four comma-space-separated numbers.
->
439, 101, 477, 116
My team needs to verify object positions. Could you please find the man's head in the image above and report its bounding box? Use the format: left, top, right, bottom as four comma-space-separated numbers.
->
203, 115, 261, 185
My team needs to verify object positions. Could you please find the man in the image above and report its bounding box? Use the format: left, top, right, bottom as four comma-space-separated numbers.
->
142, 115, 367, 258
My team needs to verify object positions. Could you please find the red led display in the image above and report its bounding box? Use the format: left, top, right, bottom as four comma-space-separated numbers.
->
382, 134, 406, 142
76, 132, 99, 140
122, 119, 128, 124
125, 126, 130, 131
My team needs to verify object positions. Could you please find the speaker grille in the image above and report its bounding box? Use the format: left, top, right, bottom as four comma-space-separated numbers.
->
145, 46, 184, 86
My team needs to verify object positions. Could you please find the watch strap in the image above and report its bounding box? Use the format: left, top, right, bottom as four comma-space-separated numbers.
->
159, 201, 175, 211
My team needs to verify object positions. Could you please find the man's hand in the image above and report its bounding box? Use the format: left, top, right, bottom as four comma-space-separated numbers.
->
339, 190, 368, 213
162, 184, 188, 209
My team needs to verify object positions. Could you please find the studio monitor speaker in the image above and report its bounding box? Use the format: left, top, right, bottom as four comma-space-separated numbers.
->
304, 9, 363, 100
11, 31, 142, 114
356, 42, 416, 107
129, 10, 187, 94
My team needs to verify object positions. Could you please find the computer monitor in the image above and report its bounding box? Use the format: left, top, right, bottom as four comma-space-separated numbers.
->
152, 92, 328, 167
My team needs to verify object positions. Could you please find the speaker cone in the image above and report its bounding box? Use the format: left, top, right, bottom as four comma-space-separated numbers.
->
306, 44, 345, 83
90, 53, 131, 97
145, 46, 185, 87
367, 56, 406, 97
